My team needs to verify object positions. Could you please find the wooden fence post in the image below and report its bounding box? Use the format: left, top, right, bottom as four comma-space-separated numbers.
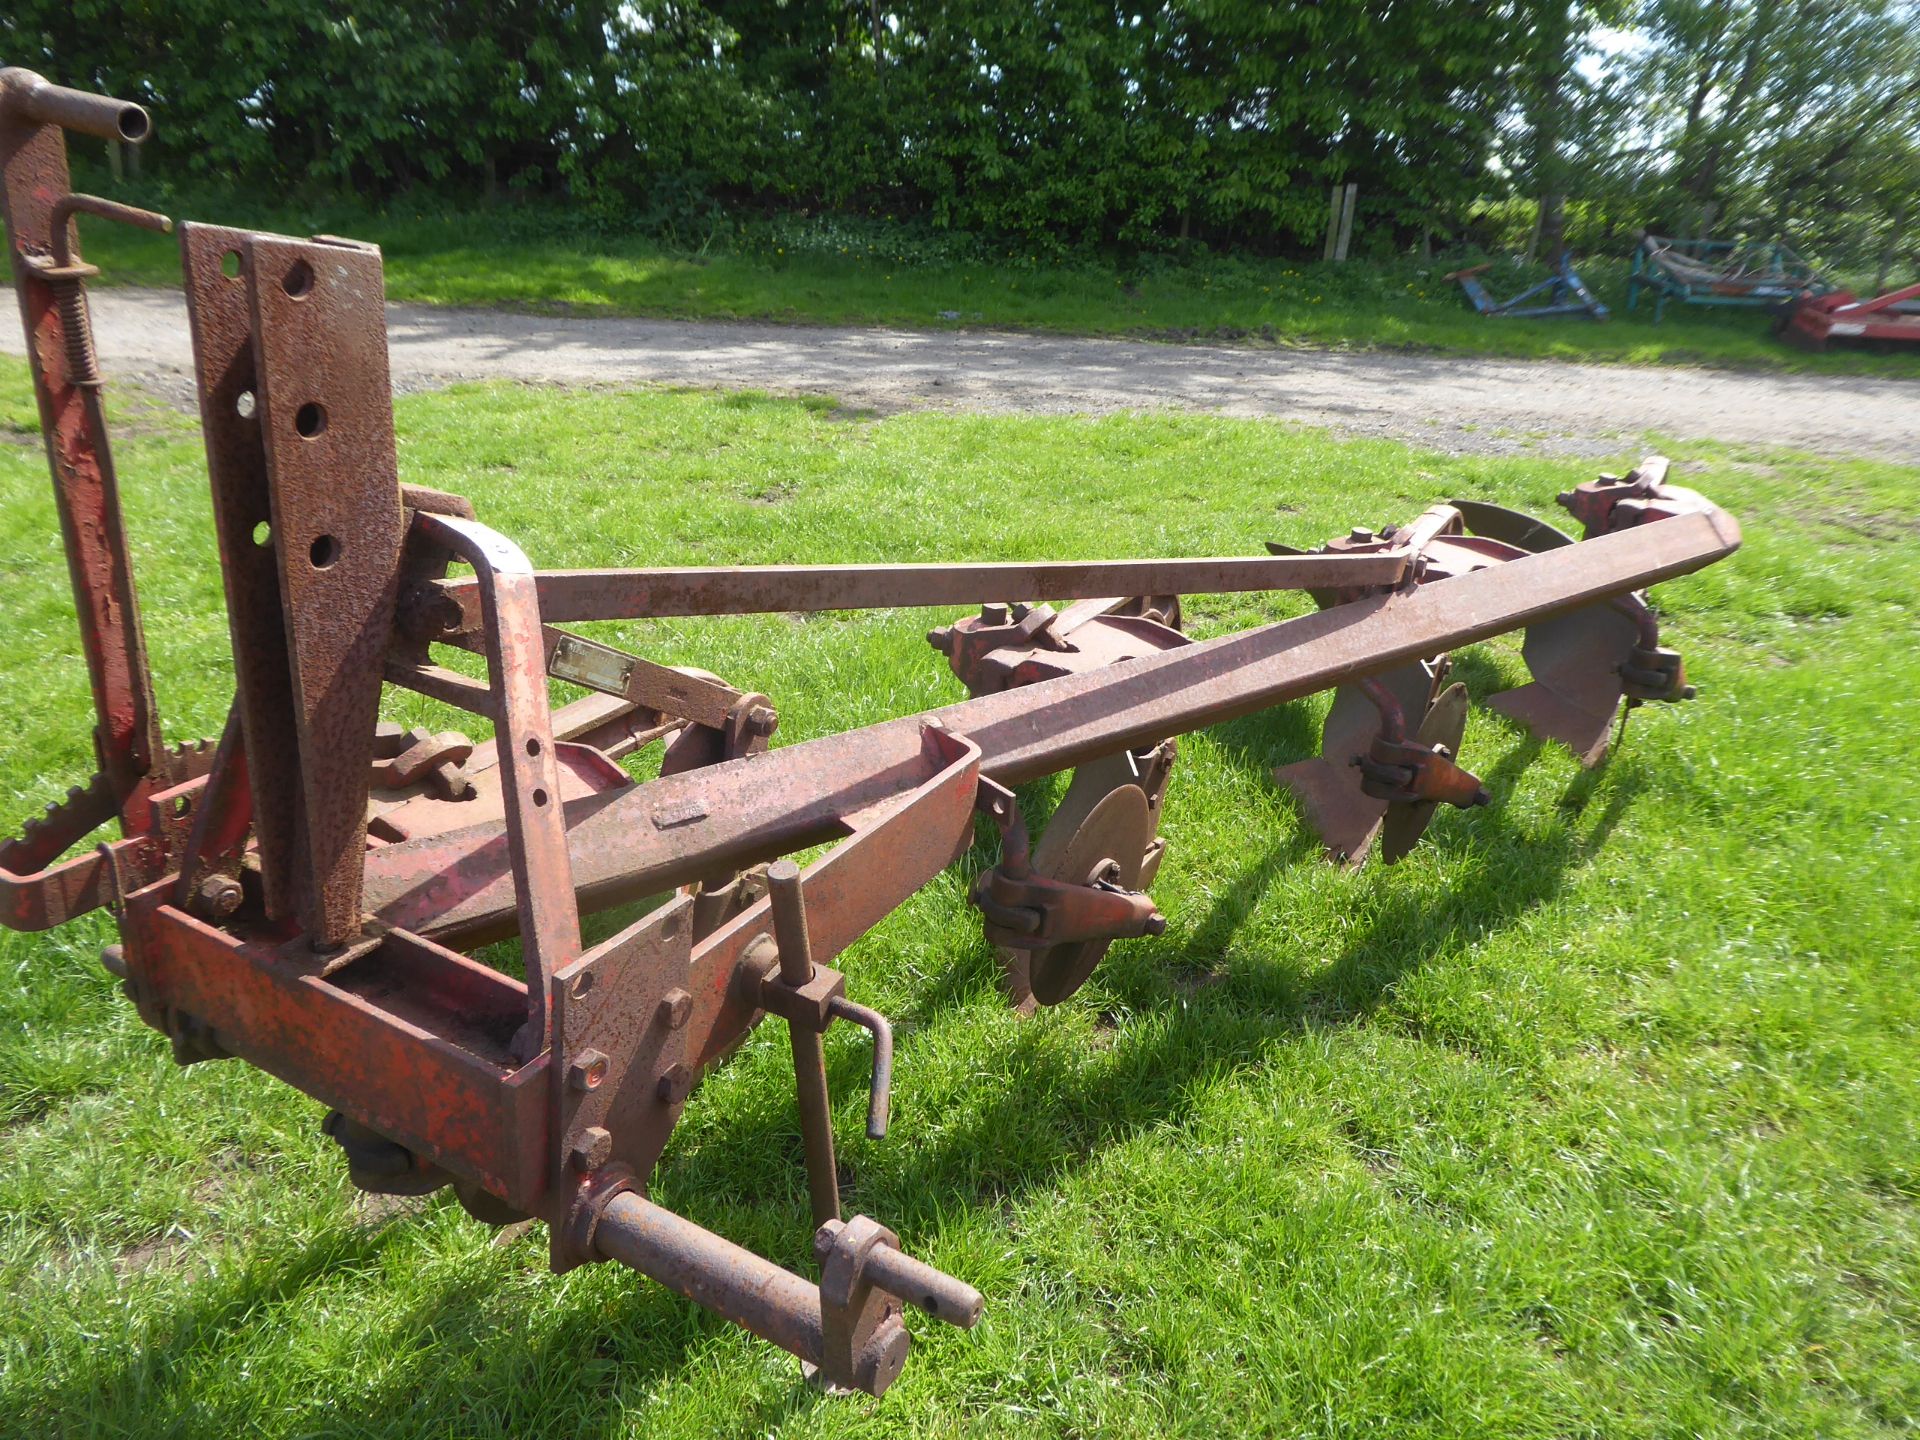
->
1333, 183, 1358, 263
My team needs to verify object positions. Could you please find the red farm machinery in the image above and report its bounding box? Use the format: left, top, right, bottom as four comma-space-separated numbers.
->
0, 70, 1742, 1394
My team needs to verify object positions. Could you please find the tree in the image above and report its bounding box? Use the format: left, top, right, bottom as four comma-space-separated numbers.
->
1507, 2, 1628, 262
1625, 0, 1920, 238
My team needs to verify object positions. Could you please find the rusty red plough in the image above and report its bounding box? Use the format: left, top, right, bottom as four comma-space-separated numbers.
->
2, 71, 1741, 1393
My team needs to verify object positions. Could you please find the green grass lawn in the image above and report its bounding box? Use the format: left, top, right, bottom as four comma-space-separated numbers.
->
72, 194, 1920, 380
1, 356, 1917, 1437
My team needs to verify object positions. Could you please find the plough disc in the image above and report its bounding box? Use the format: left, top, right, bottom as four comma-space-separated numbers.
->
1274, 659, 1445, 865
1002, 742, 1173, 1008
1448, 499, 1576, 553
1022, 783, 1158, 1006
1486, 604, 1640, 766
1379, 681, 1471, 862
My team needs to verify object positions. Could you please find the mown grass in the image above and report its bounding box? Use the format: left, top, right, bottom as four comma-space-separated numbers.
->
73, 194, 1920, 380
1, 356, 1916, 1437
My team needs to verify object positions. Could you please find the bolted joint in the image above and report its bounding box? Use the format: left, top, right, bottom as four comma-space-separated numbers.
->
568, 1125, 612, 1172
1357, 738, 1489, 809
195, 873, 244, 919
743, 705, 779, 739
657, 987, 693, 1030
972, 865, 1165, 951
1620, 645, 1694, 704
567, 1048, 609, 1092
655, 1062, 695, 1104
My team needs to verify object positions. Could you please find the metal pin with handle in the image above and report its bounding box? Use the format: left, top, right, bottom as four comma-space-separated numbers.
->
826, 994, 893, 1140
768, 859, 841, 1226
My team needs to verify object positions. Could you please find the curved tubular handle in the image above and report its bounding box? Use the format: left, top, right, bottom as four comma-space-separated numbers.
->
827, 994, 893, 1139
50, 194, 172, 267
0, 68, 150, 143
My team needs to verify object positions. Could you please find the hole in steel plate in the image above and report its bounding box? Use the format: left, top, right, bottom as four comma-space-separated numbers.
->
251, 520, 271, 547
525, 737, 541, 757
295, 402, 327, 437
309, 534, 340, 569
221, 250, 243, 280
570, 971, 594, 999
532, 788, 549, 808
235, 389, 256, 418
282, 259, 314, 298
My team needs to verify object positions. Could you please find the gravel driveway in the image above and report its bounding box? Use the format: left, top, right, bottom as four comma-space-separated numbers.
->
13, 286, 1918, 459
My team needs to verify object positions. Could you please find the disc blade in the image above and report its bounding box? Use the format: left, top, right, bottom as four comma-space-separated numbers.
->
1378, 798, 1436, 865
1417, 680, 1471, 754
1448, 499, 1577, 553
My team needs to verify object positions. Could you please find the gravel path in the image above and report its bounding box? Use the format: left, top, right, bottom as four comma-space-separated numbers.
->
15, 286, 1919, 458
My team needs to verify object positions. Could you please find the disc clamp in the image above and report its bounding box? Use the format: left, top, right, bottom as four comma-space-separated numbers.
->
1619, 645, 1695, 705
1355, 737, 1491, 810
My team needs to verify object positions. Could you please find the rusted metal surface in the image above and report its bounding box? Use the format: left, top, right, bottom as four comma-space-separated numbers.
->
353, 504, 1739, 951
550, 893, 693, 1257
248, 232, 406, 944
0, 73, 1748, 1400
1276, 660, 1442, 864
414, 553, 1412, 634
413, 512, 582, 1057
183, 224, 323, 919
1, 69, 167, 830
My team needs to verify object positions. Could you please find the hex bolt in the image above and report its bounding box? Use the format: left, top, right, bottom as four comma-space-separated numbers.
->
980, 602, 1009, 626
656, 1062, 694, 1103
744, 705, 779, 739
569, 1126, 612, 1171
568, 1048, 609, 1092
197, 874, 243, 918
658, 988, 693, 1030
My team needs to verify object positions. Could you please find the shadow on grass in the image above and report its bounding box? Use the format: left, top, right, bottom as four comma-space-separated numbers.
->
649, 689, 1641, 1234
17, 1201, 828, 1438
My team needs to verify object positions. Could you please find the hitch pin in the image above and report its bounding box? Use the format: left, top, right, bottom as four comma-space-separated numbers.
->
767, 860, 841, 1225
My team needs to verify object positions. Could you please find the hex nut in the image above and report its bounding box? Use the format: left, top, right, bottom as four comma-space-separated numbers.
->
658, 988, 693, 1030
655, 1063, 694, 1103
197, 874, 244, 918
568, 1126, 612, 1171
568, 1048, 609, 1092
